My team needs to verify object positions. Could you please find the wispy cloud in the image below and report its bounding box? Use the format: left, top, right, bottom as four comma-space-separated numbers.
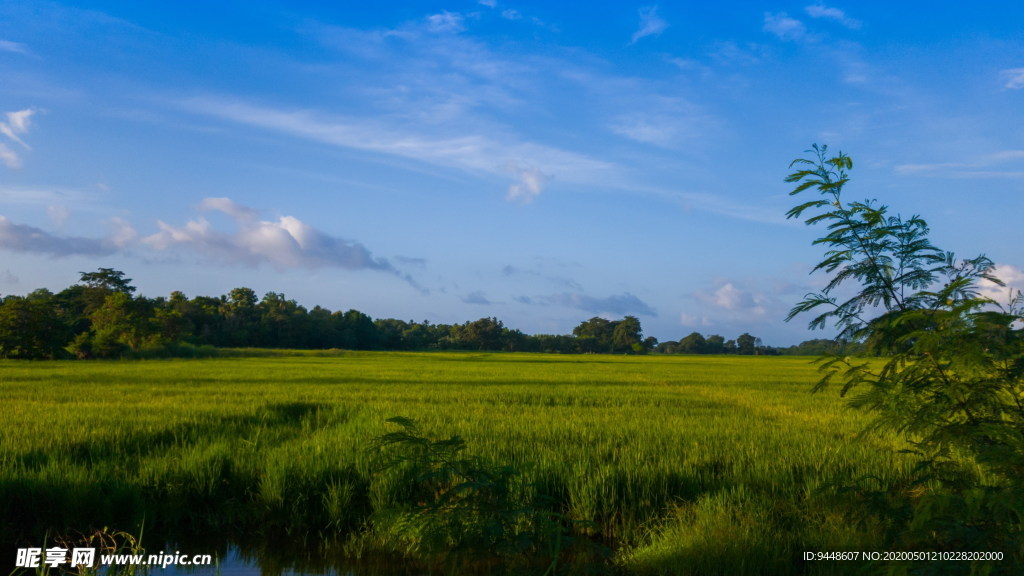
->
0, 40, 28, 54
0, 108, 38, 168
0, 185, 100, 207
1001, 68, 1024, 90
805, 4, 861, 29
182, 98, 613, 203
632, 6, 668, 44
763, 12, 807, 42
426, 12, 465, 34
611, 116, 675, 146
144, 197, 401, 274
894, 150, 1024, 179
0, 215, 135, 257
502, 261, 583, 291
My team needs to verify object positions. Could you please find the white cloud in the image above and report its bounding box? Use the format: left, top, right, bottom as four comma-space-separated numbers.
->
427, 12, 465, 34
144, 197, 399, 273
5, 109, 35, 135
763, 12, 807, 41
979, 264, 1024, 307
691, 281, 771, 317
1001, 68, 1024, 90
501, 10, 522, 21
506, 163, 548, 203
805, 4, 861, 29
632, 6, 668, 44
0, 108, 37, 168
478, 0, 497, 7
197, 196, 258, 220
0, 144, 19, 169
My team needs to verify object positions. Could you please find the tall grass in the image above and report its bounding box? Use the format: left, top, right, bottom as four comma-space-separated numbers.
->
1, 353, 919, 573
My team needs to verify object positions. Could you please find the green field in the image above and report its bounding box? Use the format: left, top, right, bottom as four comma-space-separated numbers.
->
2, 352, 923, 574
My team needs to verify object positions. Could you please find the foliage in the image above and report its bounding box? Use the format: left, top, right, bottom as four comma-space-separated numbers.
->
0, 291, 70, 359
0, 268, 674, 357
572, 316, 647, 354
786, 144, 1024, 562
367, 416, 601, 573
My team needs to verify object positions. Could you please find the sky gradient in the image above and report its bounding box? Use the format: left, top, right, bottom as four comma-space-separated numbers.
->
1, 1, 1022, 345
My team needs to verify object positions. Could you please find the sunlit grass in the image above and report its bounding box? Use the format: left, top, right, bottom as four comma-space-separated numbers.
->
1, 352, 919, 573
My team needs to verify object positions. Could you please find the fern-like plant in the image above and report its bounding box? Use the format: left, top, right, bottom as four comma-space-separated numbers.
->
786, 145, 1024, 566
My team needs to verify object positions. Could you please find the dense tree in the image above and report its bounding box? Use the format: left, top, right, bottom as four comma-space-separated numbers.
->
677, 332, 706, 354
223, 287, 260, 346
572, 317, 613, 353
736, 332, 756, 355
0, 290, 69, 359
612, 315, 643, 353
704, 334, 726, 354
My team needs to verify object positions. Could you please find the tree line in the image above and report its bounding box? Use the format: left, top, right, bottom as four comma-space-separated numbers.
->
0, 268, 822, 359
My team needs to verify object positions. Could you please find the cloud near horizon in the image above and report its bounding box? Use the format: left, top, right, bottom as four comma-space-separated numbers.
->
519, 292, 657, 317
979, 264, 1024, 307
144, 197, 401, 274
0, 215, 135, 257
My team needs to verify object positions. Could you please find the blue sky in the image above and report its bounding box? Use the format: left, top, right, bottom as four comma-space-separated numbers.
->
1, 1, 1022, 345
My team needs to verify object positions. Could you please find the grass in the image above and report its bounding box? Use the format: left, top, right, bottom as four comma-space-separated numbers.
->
1, 352, 923, 574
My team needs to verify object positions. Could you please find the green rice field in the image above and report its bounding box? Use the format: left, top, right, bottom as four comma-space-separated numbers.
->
1, 352, 927, 574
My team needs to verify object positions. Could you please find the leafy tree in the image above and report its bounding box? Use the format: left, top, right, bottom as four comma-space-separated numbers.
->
736, 332, 756, 355
222, 287, 260, 346
786, 144, 1024, 558
452, 317, 506, 351
337, 309, 378, 349
611, 315, 643, 353
704, 334, 726, 354
678, 332, 706, 354
0, 290, 70, 359
79, 268, 136, 294
573, 317, 613, 353
656, 340, 679, 354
